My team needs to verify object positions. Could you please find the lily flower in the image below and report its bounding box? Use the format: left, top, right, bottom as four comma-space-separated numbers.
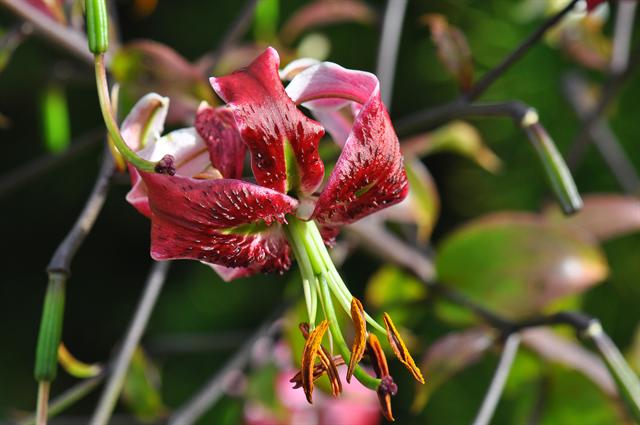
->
121, 47, 423, 419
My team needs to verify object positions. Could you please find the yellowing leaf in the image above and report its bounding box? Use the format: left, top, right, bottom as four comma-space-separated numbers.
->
402, 121, 501, 173
436, 213, 608, 321
421, 14, 474, 91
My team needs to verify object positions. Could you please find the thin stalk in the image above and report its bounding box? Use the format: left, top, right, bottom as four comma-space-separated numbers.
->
89, 261, 169, 425
36, 381, 50, 425
472, 334, 521, 425
283, 223, 317, 325
94, 54, 157, 172
318, 276, 381, 390
21, 374, 105, 425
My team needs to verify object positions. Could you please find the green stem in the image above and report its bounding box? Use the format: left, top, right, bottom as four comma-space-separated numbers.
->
21, 374, 105, 425
318, 276, 381, 390
284, 215, 382, 390
283, 223, 317, 325
36, 381, 50, 425
584, 321, 640, 422
94, 54, 157, 172
303, 218, 387, 335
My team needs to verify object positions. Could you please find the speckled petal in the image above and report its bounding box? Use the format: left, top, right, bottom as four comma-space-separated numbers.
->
141, 172, 297, 272
125, 128, 211, 217
195, 105, 246, 179
211, 47, 325, 195
287, 62, 409, 226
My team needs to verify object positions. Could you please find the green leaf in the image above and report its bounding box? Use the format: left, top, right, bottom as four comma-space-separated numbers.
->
254, 0, 279, 43
402, 121, 501, 173
366, 264, 427, 313
405, 157, 440, 241
41, 85, 70, 154
435, 213, 608, 321
122, 347, 166, 423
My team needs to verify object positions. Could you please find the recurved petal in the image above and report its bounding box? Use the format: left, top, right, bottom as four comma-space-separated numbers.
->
287, 62, 408, 226
141, 173, 297, 272
195, 104, 246, 179
125, 128, 211, 218
211, 47, 325, 195
121, 93, 170, 152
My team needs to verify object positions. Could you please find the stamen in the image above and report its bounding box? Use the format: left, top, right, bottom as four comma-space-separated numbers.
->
299, 323, 343, 397
301, 320, 330, 403
383, 313, 425, 384
367, 334, 396, 421
347, 297, 367, 383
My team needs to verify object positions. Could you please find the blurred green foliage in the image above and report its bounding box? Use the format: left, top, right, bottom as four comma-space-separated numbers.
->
1, 0, 639, 424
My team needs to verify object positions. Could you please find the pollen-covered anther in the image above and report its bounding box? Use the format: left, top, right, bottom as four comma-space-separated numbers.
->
297, 322, 343, 397
154, 154, 176, 175
300, 320, 331, 403
347, 297, 367, 383
382, 312, 425, 384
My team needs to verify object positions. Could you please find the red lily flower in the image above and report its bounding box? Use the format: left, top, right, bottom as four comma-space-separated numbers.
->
123, 47, 408, 280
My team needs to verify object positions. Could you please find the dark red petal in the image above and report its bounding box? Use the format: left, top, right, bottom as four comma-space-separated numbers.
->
141, 172, 297, 272
151, 217, 292, 273
210, 47, 325, 195
287, 63, 408, 225
195, 105, 246, 179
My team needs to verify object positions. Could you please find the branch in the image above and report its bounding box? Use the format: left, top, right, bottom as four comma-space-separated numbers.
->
567, 45, 640, 169
89, 261, 170, 425
19, 373, 106, 425
375, 0, 408, 108
401, 100, 582, 213
0, 0, 94, 65
472, 333, 521, 425
168, 312, 284, 425
563, 73, 640, 195
464, 0, 580, 101
0, 128, 103, 200
48, 153, 115, 274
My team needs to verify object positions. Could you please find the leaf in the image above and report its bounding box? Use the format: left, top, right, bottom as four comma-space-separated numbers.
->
405, 157, 440, 241
122, 347, 167, 422
365, 265, 427, 318
545, 194, 640, 242
522, 328, 616, 397
279, 0, 377, 45
40, 84, 70, 154
402, 121, 501, 173
435, 213, 608, 320
254, 0, 279, 42
413, 328, 494, 411
421, 14, 474, 91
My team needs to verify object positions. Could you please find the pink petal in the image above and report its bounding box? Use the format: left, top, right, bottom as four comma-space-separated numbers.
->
121, 93, 169, 151
125, 128, 211, 218
211, 47, 325, 195
195, 105, 246, 179
287, 62, 409, 226
121, 93, 171, 217
208, 264, 257, 282
141, 172, 297, 273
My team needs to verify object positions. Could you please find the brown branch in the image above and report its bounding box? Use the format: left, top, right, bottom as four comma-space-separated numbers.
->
47, 152, 115, 274
0, 0, 94, 65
